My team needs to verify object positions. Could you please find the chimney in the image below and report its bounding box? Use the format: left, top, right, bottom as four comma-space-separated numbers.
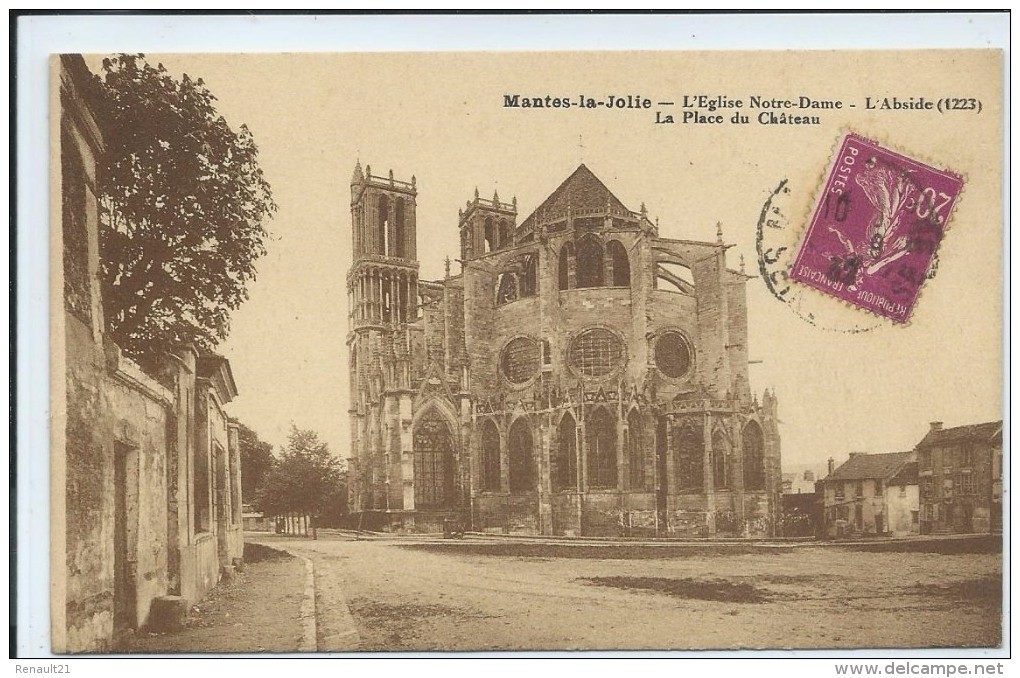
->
827, 457, 835, 476
804, 470, 814, 482
930, 421, 944, 432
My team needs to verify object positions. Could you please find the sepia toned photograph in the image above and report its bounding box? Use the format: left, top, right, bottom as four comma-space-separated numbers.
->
49, 44, 1004, 655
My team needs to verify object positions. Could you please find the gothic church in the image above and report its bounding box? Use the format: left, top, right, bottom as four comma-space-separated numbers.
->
346, 162, 781, 536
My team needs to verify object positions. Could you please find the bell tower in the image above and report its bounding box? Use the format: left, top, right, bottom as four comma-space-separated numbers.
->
458, 187, 517, 261
347, 161, 421, 513
348, 161, 420, 327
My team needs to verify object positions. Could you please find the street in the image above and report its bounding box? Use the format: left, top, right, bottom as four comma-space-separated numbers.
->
254, 534, 1002, 652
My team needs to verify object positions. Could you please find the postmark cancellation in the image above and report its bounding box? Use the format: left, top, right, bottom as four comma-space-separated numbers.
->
789, 133, 964, 323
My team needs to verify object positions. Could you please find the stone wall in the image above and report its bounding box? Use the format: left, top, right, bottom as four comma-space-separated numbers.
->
63, 316, 174, 651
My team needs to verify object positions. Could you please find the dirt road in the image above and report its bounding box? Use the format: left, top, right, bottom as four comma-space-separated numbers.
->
258, 534, 1002, 652
119, 544, 306, 654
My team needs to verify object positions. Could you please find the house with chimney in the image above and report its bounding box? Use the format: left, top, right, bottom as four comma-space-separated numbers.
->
819, 452, 919, 538
916, 420, 1003, 535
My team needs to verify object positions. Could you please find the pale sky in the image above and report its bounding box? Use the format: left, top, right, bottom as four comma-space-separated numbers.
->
85, 51, 1004, 466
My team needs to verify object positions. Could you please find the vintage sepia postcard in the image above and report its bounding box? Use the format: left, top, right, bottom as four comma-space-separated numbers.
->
50, 47, 1003, 655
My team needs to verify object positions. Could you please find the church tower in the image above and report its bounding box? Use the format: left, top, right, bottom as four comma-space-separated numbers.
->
458, 187, 517, 261
349, 161, 419, 325
347, 161, 420, 512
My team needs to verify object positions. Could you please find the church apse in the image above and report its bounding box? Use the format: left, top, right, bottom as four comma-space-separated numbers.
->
347, 162, 781, 536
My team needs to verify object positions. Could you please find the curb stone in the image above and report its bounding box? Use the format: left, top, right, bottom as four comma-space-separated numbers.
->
297, 553, 318, 652
308, 549, 361, 651
247, 538, 360, 652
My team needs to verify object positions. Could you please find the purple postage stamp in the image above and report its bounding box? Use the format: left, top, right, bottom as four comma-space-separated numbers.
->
789, 133, 964, 323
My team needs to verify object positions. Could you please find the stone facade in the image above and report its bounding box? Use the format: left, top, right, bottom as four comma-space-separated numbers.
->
52, 55, 244, 652
347, 162, 782, 537
917, 421, 1003, 535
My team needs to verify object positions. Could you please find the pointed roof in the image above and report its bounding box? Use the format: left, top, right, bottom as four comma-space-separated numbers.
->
519, 164, 630, 232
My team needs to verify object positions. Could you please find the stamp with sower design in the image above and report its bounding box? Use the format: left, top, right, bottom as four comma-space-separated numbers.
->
789, 133, 963, 323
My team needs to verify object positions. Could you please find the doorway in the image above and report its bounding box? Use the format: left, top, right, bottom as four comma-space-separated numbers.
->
113, 442, 139, 636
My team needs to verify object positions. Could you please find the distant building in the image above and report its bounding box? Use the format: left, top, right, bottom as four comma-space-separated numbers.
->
242, 504, 272, 532
54, 54, 244, 653
781, 468, 822, 537
820, 452, 918, 538
782, 468, 819, 495
916, 421, 1003, 535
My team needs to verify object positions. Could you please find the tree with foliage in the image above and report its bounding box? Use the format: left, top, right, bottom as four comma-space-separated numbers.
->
88, 54, 277, 367
257, 426, 347, 527
235, 421, 275, 512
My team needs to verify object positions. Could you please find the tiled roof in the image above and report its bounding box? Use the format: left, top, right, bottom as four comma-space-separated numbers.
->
824, 451, 915, 482
889, 461, 918, 486
916, 421, 1002, 448
518, 164, 630, 232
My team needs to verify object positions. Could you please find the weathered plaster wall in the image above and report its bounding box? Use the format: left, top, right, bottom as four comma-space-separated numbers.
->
63, 316, 171, 651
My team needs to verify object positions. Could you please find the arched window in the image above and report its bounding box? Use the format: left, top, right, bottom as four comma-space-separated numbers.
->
607, 240, 630, 287
377, 194, 389, 256
576, 236, 605, 289
393, 197, 405, 258
484, 217, 495, 253
675, 424, 704, 491
413, 411, 455, 508
558, 241, 574, 290
382, 276, 392, 322
712, 430, 729, 489
627, 409, 647, 490
508, 418, 535, 493
349, 348, 358, 394
586, 408, 617, 489
496, 273, 518, 305
480, 419, 501, 491
520, 254, 538, 297
498, 219, 513, 250
743, 421, 766, 491
554, 413, 577, 492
